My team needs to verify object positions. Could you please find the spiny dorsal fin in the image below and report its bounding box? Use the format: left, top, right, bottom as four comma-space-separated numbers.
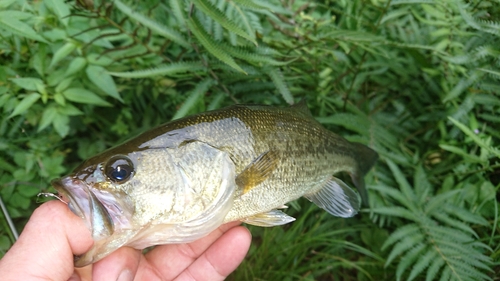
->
304, 177, 360, 218
242, 210, 295, 227
236, 150, 279, 194
290, 99, 313, 117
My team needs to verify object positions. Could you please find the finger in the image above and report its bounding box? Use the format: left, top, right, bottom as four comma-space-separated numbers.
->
135, 221, 242, 280
92, 246, 142, 281
0, 201, 93, 281
176, 226, 251, 281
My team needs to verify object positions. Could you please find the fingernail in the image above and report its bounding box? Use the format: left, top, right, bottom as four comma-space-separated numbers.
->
117, 270, 133, 281
68, 272, 81, 281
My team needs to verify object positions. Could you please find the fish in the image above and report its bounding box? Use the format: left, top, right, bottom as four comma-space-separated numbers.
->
51, 101, 378, 267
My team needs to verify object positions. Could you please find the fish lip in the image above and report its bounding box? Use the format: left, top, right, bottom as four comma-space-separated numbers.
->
51, 176, 113, 236
51, 177, 88, 220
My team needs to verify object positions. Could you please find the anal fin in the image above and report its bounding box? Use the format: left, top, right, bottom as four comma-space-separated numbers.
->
242, 210, 295, 227
236, 150, 279, 194
304, 177, 360, 218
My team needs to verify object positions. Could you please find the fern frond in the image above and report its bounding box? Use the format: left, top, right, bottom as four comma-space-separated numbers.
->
169, 0, 186, 26
221, 44, 290, 66
266, 67, 293, 104
443, 204, 489, 226
192, 0, 257, 45
382, 223, 421, 250
408, 249, 438, 281
108, 62, 206, 78
187, 16, 245, 73
396, 243, 426, 281
113, 0, 189, 47
448, 117, 500, 158
172, 78, 216, 120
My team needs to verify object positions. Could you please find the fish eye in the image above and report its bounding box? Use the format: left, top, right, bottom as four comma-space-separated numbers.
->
105, 155, 134, 184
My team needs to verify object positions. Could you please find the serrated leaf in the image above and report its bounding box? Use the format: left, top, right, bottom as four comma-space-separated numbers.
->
187, 16, 245, 73
386, 159, 417, 203
0, 13, 48, 43
449, 116, 500, 158
443, 204, 489, 226
86, 65, 122, 102
49, 42, 77, 69
426, 257, 445, 281
425, 189, 461, 214
109, 62, 205, 78
396, 243, 426, 280
113, 0, 189, 48
221, 44, 290, 66
433, 212, 478, 238
172, 78, 216, 120
170, 0, 186, 26
439, 144, 483, 162
371, 206, 417, 221
266, 67, 293, 104
62, 88, 111, 106
9, 93, 40, 118
10, 77, 44, 91
382, 223, 420, 250
385, 234, 425, 267
192, 0, 256, 45
408, 245, 440, 281
44, 0, 70, 26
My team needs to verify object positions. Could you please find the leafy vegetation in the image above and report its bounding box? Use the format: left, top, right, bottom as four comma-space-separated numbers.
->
0, 0, 498, 280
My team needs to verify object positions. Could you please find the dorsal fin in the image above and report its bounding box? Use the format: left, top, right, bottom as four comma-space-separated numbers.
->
290, 99, 313, 117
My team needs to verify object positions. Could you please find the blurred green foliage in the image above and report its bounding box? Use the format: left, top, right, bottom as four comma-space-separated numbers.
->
0, 0, 499, 280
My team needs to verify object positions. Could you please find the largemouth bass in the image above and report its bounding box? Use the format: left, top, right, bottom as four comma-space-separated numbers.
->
51, 102, 378, 267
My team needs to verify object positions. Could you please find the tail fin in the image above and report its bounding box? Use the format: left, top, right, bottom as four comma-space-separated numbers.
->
349, 143, 378, 207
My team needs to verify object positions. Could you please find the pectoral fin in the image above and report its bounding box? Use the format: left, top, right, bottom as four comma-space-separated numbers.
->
304, 177, 360, 218
242, 210, 296, 227
236, 150, 279, 194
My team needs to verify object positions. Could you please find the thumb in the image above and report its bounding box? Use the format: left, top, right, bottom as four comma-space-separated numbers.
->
0, 200, 93, 280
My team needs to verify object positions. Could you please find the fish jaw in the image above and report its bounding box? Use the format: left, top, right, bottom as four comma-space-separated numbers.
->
51, 176, 136, 266
51, 177, 114, 238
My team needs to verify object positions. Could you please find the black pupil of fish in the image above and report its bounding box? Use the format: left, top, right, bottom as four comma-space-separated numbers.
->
111, 166, 130, 181
106, 156, 134, 183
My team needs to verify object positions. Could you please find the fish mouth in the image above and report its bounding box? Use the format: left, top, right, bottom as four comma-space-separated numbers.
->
51, 177, 114, 239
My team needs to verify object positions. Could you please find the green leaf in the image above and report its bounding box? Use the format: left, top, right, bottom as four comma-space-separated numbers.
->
192, 0, 257, 45
38, 106, 58, 132
49, 42, 77, 69
8, 93, 41, 118
65, 57, 87, 77
44, 0, 70, 26
0, 0, 18, 8
187, 16, 245, 73
86, 65, 122, 102
439, 144, 483, 162
113, 0, 189, 48
396, 243, 426, 280
52, 112, 70, 137
108, 62, 205, 78
448, 117, 500, 158
10, 77, 44, 91
62, 88, 111, 106
266, 67, 293, 104
57, 104, 83, 116
0, 13, 48, 43
386, 159, 417, 203
172, 78, 216, 120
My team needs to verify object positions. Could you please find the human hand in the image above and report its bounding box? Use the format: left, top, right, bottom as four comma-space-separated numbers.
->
0, 201, 251, 281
